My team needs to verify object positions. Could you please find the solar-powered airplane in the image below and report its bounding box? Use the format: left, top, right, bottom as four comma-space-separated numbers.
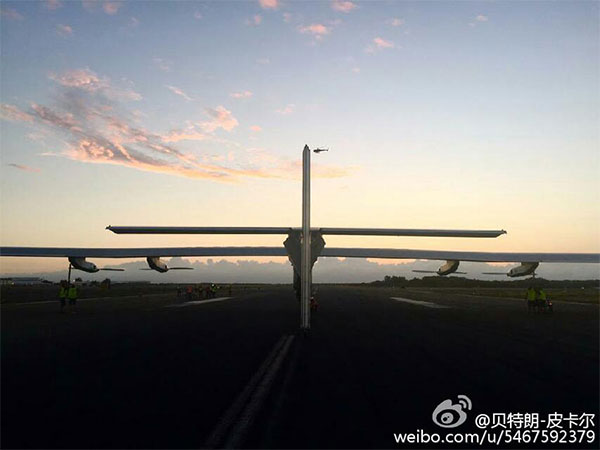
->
1, 145, 599, 329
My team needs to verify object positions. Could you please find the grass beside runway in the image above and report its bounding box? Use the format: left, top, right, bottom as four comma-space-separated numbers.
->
338, 285, 600, 305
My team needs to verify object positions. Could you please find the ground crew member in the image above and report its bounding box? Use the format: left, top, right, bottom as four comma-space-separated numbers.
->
210, 284, 217, 298
526, 286, 536, 313
545, 291, 553, 313
538, 288, 547, 313
67, 283, 78, 313
58, 281, 68, 313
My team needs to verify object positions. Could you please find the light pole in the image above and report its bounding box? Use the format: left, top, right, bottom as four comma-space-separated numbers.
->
300, 145, 328, 331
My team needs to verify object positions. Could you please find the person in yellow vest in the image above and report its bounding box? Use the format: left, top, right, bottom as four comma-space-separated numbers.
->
67, 283, 79, 313
526, 286, 536, 313
58, 281, 68, 313
538, 287, 548, 313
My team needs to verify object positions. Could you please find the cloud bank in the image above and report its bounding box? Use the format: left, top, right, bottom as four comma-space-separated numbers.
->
1, 69, 354, 183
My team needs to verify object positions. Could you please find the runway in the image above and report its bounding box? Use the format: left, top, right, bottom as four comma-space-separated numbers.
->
1, 286, 598, 448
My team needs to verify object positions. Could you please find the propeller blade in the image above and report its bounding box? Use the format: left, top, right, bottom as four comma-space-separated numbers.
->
412, 270, 436, 273
100, 268, 125, 271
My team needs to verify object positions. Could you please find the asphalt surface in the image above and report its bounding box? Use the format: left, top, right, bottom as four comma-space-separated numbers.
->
2, 286, 598, 449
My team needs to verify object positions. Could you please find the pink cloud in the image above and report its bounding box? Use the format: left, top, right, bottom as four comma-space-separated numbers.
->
249, 125, 262, 132
166, 85, 193, 101
246, 14, 262, 26
56, 24, 73, 36
1, 7, 24, 20
331, 0, 356, 13
102, 1, 122, 14
259, 0, 279, 9
1, 104, 35, 122
298, 23, 330, 37
49, 68, 141, 101
49, 68, 107, 91
66, 139, 236, 182
7, 163, 41, 173
3, 79, 354, 183
388, 18, 405, 27
367, 37, 395, 53
469, 14, 489, 27
200, 106, 239, 132
230, 90, 253, 99
374, 37, 394, 49
44, 0, 64, 10
276, 104, 295, 115
31, 103, 80, 131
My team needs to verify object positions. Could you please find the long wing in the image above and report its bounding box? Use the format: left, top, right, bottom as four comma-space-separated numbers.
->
320, 248, 600, 263
0, 247, 288, 258
2, 246, 597, 263
106, 226, 507, 238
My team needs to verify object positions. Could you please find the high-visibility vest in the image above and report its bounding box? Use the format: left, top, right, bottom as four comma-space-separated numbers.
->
59, 287, 67, 298
527, 289, 536, 301
67, 286, 78, 299
539, 290, 547, 301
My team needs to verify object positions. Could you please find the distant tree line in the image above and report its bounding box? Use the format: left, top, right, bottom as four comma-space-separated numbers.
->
369, 275, 600, 289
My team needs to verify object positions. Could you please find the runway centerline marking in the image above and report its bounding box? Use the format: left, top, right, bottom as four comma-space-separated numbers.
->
166, 297, 233, 307
390, 297, 450, 309
204, 334, 295, 449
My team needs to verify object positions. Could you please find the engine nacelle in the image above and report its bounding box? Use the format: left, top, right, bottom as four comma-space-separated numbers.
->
508, 262, 539, 277
437, 260, 460, 276
68, 257, 99, 273
147, 257, 169, 273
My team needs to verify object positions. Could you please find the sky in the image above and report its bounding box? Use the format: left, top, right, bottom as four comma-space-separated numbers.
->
1, 0, 599, 278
